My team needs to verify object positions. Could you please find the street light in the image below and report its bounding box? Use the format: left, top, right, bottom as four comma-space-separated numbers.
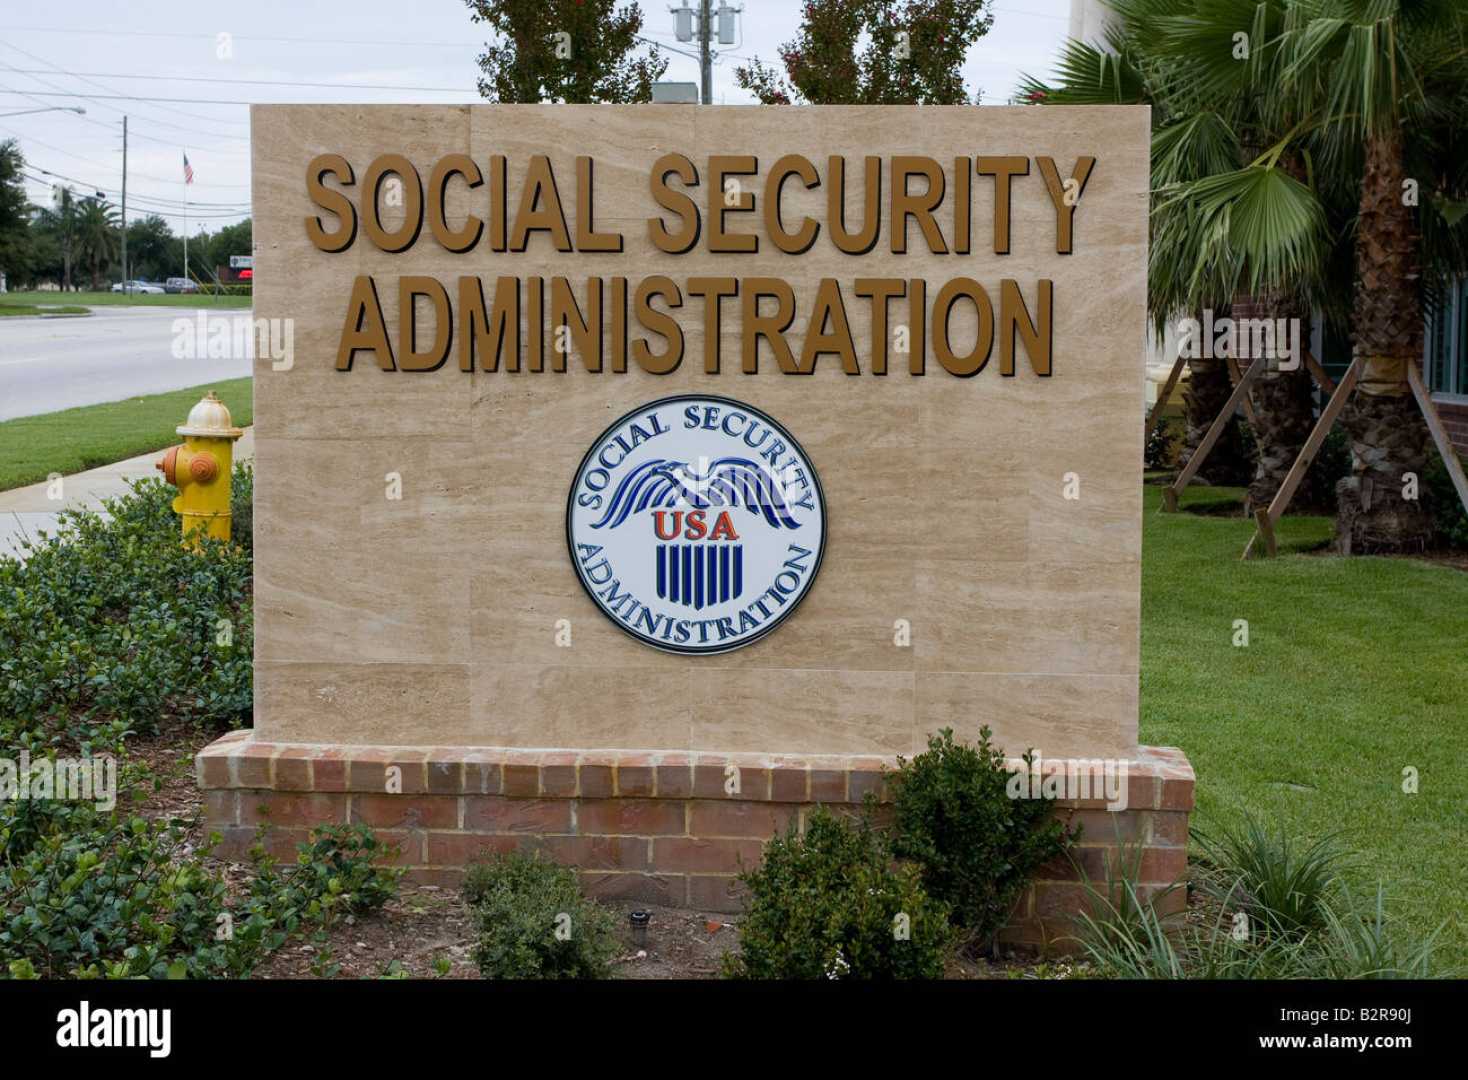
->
0, 106, 86, 119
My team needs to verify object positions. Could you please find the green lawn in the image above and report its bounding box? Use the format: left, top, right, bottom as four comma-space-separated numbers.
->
1142, 482, 1468, 967
1, 290, 251, 310
0, 298, 90, 317
0, 378, 253, 491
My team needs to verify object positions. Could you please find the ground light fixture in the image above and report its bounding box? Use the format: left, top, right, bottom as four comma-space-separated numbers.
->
629, 910, 651, 950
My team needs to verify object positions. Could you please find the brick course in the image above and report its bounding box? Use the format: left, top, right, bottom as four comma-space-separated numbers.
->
198, 737, 1194, 945
1437, 399, 1468, 456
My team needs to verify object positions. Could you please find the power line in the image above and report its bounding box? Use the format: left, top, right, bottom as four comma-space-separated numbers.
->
0, 25, 478, 49
0, 67, 479, 95
0, 123, 252, 189
2, 88, 364, 107
0, 40, 251, 129
21, 178, 249, 219
0, 71, 249, 152
22, 166, 249, 210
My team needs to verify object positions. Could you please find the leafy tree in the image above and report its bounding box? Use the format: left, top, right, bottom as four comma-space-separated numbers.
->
125, 215, 176, 282
736, 0, 994, 105
0, 140, 34, 288
465, 0, 668, 103
22, 224, 61, 290
204, 219, 251, 276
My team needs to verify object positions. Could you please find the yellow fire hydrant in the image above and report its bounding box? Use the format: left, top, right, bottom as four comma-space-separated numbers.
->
155, 390, 244, 546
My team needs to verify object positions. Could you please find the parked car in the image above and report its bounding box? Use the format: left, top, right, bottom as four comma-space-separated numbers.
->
164, 277, 198, 294
111, 280, 165, 295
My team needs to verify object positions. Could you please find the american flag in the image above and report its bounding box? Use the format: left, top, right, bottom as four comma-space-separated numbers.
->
183, 153, 194, 185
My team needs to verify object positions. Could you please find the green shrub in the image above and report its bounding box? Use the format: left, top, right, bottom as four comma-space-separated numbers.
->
1145, 418, 1177, 471
463, 851, 621, 979
1300, 424, 1352, 511
231, 463, 254, 555
1192, 815, 1349, 936
0, 809, 399, 979
888, 727, 1074, 948
248, 822, 403, 934
0, 467, 253, 752
1426, 447, 1468, 550
724, 808, 952, 980
1073, 825, 1451, 979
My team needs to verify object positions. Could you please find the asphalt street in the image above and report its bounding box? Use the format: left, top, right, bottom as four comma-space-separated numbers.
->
0, 306, 253, 421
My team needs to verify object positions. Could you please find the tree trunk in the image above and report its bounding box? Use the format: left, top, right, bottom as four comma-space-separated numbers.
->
1180, 355, 1252, 487
1335, 130, 1430, 554
1232, 292, 1313, 513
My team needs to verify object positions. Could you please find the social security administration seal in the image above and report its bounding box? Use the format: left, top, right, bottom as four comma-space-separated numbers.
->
566, 395, 827, 655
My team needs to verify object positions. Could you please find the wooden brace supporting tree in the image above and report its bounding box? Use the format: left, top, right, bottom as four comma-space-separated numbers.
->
1243, 358, 1468, 558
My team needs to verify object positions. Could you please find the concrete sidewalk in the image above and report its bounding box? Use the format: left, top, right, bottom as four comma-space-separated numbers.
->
0, 428, 254, 560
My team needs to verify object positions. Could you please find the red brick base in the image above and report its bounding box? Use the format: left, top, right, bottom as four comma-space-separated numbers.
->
197, 733, 1193, 944
1437, 399, 1468, 457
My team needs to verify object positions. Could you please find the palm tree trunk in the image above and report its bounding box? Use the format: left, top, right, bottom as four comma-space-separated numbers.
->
1233, 292, 1313, 512
1180, 322, 1252, 489
1335, 131, 1431, 554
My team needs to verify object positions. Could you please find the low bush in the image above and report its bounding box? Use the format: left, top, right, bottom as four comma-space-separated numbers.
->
725, 808, 952, 980
1300, 424, 1352, 511
463, 851, 621, 979
1426, 447, 1468, 550
1145, 418, 1178, 471
1192, 815, 1350, 935
232, 465, 254, 555
1073, 821, 1451, 979
0, 811, 400, 980
888, 727, 1074, 949
0, 467, 253, 753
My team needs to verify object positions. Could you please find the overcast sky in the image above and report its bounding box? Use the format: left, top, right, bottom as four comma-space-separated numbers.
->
0, 0, 1072, 235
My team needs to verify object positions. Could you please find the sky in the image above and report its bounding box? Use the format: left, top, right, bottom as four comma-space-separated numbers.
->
0, 0, 1073, 236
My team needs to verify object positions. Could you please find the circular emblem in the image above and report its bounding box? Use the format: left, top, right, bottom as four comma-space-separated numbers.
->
567, 395, 827, 655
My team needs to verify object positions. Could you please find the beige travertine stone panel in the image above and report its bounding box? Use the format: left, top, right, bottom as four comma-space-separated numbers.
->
468, 664, 692, 749
689, 669, 914, 757
251, 435, 479, 669
257, 662, 472, 745
251, 104, 1148, 756
915, 671, 1138, 758
913, 560, 1138, 675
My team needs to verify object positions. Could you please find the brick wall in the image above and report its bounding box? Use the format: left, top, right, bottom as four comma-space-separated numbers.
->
1438, 399, 1468, 457
197, 733, 1194, 946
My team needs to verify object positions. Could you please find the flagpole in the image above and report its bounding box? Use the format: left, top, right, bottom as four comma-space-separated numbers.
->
183, 150, 188, 281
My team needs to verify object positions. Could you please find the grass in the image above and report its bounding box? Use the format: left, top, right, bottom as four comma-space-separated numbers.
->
0, 377, 253, 491
0, 298, 90, 317
1141, 482, 1468, 968
0, 289, 251, 310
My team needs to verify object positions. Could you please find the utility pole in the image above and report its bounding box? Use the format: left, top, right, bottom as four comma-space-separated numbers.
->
698, 0, 712, 106
120, 116, 128, 289
670, 2, 738, 104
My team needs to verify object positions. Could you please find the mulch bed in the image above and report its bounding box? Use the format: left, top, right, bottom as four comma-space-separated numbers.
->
122, 724, 1099, 980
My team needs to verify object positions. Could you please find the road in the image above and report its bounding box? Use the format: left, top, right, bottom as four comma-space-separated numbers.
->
0, 306, 253, 421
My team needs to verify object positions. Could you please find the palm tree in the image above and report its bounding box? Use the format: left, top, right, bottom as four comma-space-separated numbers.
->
1019, 3, 1300, 497
1144, 0, 1468, 551
75, 199, 119, 291
38, 187, 79, 292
